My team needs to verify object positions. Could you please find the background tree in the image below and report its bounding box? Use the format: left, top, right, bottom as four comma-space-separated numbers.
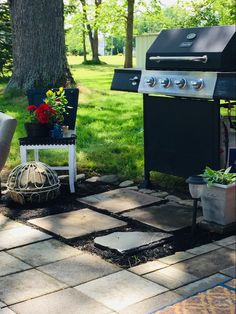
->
124, 0, 135, 68
0, 1, 12, 76
6, 0, 74, 93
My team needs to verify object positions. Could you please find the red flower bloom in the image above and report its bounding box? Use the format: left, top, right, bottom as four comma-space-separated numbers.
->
27, 105, 37, 111
27, 103, 57, 124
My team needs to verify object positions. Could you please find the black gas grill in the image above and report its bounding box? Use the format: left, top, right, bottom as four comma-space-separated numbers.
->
111, 25, 236, 186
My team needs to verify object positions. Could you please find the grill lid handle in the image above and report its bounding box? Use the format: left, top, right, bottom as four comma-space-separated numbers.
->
149, 55, 208, 63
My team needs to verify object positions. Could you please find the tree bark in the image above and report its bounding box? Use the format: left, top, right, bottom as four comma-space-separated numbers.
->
82, 29, 87, 62
80, 0, 101, 63
124, 0, 134, 68
6, 0, 75, 92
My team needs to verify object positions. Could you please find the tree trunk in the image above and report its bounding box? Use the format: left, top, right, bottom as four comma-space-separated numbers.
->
80, 0, 101, 63
124, 0, 134, 68
6, 0, 75, 93
82, 29, 87, 62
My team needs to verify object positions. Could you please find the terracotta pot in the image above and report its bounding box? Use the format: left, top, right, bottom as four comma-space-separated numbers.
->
24, 123, 51, 138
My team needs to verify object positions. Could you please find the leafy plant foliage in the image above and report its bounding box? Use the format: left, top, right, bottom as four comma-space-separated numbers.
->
202, 166, 236, 186
0, 1, 12, 76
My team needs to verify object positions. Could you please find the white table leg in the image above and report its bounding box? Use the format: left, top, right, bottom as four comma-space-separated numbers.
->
20, 146, 27, 163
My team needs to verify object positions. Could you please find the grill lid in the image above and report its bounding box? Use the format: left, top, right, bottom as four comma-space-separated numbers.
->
146, 25, 236, 71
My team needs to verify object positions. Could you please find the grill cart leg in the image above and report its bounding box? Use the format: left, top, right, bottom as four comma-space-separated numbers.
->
139, 169, 151, 188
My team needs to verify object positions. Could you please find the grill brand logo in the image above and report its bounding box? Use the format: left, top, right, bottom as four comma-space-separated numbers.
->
186, 33, 197, 40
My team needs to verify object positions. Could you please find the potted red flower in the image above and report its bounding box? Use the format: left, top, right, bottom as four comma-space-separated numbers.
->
25, 103, 57, 137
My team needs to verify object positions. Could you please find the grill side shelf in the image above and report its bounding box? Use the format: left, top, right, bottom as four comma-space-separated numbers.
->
111, 69, 142, 92
214, 73, 236, 100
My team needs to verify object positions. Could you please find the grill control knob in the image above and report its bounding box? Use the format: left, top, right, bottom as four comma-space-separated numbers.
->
174, 78, 186, 88
160, 78, 171, 88
144, 77, 157, 87
191, 79, 204, 90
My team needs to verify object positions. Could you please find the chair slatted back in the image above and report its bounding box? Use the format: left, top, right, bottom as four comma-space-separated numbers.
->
27, 88, 79, 130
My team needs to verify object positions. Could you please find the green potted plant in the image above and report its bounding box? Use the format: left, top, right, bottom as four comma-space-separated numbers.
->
201, 166, 236, 226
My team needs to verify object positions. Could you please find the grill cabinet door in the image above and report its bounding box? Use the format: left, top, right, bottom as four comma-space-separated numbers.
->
143, 95, 220, 178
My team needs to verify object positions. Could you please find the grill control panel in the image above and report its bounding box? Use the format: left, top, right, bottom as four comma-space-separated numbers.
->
138, 70, 217, 99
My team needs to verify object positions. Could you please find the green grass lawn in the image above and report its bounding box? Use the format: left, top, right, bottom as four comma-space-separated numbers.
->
0, 56, 147, 181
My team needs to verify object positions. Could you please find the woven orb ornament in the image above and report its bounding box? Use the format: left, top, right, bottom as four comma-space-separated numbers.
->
7, 162, 60, 204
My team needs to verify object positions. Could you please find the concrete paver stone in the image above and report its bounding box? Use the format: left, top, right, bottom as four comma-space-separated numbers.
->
123, 203, 202, 231
0, 308, 16, 314
214, 235, 236, 247
37, 253, 121, 286
94, 231, 172, 253
0, 226, 51, 250
0, 252, 31, 276
174, 273, 231, 297
10, 288, 112, 314
226, 243, 236, 250
0, 214, 23, 231
129, 260, 168, 275
186, 243, 220, 255
78, 189, 161, 213
144, 266, 199, 289
29, 209, 127, 239
8, 239, 82, 267
118, 291, 183, 314
0, 269, 66, 305
75, 270, 168, 311
173, 247, 236, 278
220, 266, 236, 278
158, 251, 195, 265
0, 300, 6, 308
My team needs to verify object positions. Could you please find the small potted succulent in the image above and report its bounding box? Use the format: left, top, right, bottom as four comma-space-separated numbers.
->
201, 166, 236, 226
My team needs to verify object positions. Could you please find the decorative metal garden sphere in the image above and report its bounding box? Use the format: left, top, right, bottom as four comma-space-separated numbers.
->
7, 162, 60, 204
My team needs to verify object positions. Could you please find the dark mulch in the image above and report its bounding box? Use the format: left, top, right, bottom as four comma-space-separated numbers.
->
0, 180, 235, 268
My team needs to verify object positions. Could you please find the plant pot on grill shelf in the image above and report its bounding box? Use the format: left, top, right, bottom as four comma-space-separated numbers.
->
24, 123, 52, 138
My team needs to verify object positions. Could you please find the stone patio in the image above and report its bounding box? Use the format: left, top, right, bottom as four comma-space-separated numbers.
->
78, 188, 162, 213
0, 188, 235, 313
94, 231, 172, 253
29, 208, 127, 239
122, 203, 201, 231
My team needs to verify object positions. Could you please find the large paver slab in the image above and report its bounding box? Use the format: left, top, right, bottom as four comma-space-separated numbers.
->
0, 308, 16, 314
0, 226, 51, 250
158, 251, 194, 265
29, 209, 127, 239
173, 247, 236, 278
144, 265, 199, 289
37, 253, 120, 286
186, 243, 220, 255
0, 252, 31, 276
220, 266, 236, 278
8, 239, 82, 267
123, 203, 202, 231
214, 235, 236, 247
0, 214, 23, 231
118, 291, 183, 314
75, 270, 168, 311
10, 288, 112, 314
78, 189, 161, 213
129, 260, 167, 275
94, 231, 172, 253
0, 269, 66, 305
0, 300, 6, 308
174, 273, 231, 297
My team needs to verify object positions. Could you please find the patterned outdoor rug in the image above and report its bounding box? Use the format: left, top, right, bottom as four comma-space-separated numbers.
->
154, 279, 236, 314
